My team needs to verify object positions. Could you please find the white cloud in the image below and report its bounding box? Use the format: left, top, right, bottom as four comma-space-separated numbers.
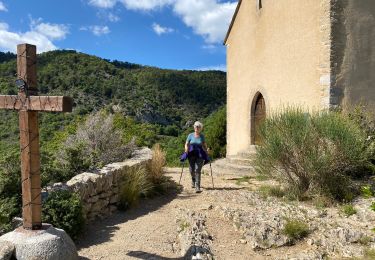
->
173, 0, 236, 44
0, 19, 69, 53
89, 0, 117, 9
152, 23, 174, 35
80, 25, 110, 36
196, 64, 226, 71
108, 13, 120, 22
87, 0, 236, 44
120, 0, 174, 11
33, 23, 69, 40
0, 1, 7, 12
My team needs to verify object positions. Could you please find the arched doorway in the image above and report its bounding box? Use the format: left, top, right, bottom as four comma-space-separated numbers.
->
251, 92, 266, 145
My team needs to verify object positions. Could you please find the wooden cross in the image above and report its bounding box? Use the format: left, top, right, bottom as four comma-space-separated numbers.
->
0, 44, 73, 230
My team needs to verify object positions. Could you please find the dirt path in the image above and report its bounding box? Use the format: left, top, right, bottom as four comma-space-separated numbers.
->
77, 167, 261, 260
77, 166, 375, 260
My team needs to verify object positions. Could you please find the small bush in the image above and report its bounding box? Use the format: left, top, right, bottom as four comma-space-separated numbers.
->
347, 106, 375, 168
147, 144, 166, 185
235, 176, 252, 185
312, 195, 333, 209
282, 219, 309, 242
358, 236, 372, 246
118, 166, 154, 210
42, 190, 84, 240
361, 185, 375, 198
0, 197, 20, 235
58, 112, 136, 178
371, 202, 375, 211
255, 108, 371, 200
259, 185, 285, 198
203, 106, 226, 159
341, 204, 357, 217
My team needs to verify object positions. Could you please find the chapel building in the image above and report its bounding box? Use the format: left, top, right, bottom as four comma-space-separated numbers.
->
224, 0, 375, 158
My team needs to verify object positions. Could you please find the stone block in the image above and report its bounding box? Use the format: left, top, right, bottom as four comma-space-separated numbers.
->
0, 225, 78, 260
0, 241, 14, 260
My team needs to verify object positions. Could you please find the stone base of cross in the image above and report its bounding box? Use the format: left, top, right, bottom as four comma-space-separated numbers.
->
0, 44, 73, 230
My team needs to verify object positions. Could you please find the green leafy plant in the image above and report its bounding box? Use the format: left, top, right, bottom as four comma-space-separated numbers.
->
203, 106, 226, 159
282, 219, 309, 242
42, 190, 85, 240
255, 108, 371, 200
341, 204, 357, 217
361, 186, 374, 198
371, 202, 375, 211
0, 197, 20, 235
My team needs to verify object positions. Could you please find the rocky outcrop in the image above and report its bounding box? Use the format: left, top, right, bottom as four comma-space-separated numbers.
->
43, 147, 152, 222
176, 209, 213, 260
214, 189, 375, 259
0, 241, 14, 260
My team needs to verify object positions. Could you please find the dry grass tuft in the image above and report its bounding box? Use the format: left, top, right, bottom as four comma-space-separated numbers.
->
147, 143, 166, 184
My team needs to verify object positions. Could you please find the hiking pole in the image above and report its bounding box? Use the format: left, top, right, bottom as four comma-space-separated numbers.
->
209, 161, 214, 188
179, 161, 185, 185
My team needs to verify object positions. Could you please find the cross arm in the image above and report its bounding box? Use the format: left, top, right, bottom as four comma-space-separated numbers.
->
0, 95, 73, 112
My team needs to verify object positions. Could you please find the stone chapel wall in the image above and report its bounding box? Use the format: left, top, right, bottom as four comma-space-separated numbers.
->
226, 0, 329, 156
331, 0, 375, 112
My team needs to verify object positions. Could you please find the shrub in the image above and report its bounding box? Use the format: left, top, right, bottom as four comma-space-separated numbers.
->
235, 176, 252, 185
58, 112, 136, 177
341, 204, 357, 217
42, 190, 84, 240
118, 166, 154, 210
371, 202, 375, 212
0, 151, 21, 198
147, 144, 166, 184
204, 106, 226, 159
347, 105, 375, 168
259, 185, 285, 198
361, 185, 375, 198
0, 197, 20, 235
255, 108, 370, 200
282, 219, 309, 242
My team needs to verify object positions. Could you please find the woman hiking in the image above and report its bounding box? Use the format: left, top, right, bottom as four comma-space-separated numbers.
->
184, 121, 209, 193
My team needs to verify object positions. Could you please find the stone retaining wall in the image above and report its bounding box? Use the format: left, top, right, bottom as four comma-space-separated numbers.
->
44, 147, 152, 222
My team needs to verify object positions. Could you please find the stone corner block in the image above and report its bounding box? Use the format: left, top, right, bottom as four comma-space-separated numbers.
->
0, 224, 78, 260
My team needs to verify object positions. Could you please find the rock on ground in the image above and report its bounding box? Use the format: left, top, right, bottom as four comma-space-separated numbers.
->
0, 225, 78, 260
0, 241, 14, 260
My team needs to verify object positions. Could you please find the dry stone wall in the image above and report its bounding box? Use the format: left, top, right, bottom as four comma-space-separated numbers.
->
44, 147, 152, 222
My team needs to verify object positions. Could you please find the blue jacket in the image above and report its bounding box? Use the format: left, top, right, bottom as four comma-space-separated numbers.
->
180, 144, 210, 164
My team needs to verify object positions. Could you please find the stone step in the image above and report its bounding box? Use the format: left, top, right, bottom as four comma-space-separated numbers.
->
226, 157, 254, 166
208, 158, 256, 177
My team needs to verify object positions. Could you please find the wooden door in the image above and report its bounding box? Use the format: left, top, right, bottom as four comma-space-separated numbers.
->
253, 94, 266, 145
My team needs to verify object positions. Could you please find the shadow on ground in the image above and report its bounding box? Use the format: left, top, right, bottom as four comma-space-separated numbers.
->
126, 245, 207, 260
76, 180, 182, 250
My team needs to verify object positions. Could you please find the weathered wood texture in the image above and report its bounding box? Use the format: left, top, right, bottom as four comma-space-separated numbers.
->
0, 95, 73, 112
17, 44, 42, 230
0, 43, 73, 230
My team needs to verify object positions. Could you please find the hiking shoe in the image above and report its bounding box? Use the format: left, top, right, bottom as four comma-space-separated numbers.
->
195, 187, 202, 193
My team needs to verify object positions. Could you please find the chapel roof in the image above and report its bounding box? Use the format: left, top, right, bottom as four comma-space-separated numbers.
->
224, 0, 243, 45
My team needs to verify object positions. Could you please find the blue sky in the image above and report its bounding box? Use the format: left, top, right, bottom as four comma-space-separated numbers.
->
0, 0, 237, 70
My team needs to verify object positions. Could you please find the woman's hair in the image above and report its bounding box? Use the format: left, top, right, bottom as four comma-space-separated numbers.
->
194, 121, 203, 129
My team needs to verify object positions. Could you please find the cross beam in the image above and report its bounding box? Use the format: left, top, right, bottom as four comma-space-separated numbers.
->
0, 95, 72, 112
0, 44, 73, 230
